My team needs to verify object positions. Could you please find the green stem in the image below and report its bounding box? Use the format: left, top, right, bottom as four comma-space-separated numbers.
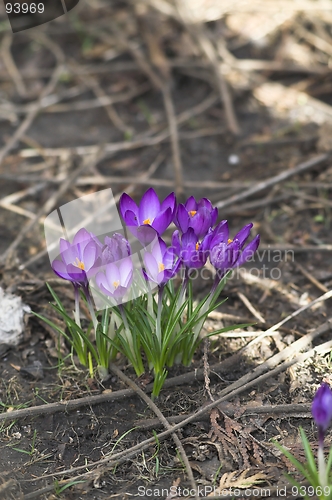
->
156, 285, 164, 344
118, 304, 134, 352
179, 267, 189, 302
318, 444, 327, 488
147, 287, 155, 329
83, 285, 98, 333
73, 285, 81, 328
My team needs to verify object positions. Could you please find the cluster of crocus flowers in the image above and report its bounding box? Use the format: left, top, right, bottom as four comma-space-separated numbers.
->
49, 188, 260, 392
51, 188, 260, 303
119, 187, 260, 287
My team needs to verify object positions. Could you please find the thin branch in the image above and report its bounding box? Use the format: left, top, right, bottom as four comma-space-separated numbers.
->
0, 65, 64, 167
215, 153, 330, 210
175, 0, 240, 135
1, 33, 27, 97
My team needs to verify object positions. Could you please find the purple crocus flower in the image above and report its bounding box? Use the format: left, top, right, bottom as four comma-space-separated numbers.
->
209, 221, 260, 275
312, 383, 332, 444
101, 233, 131, 265
143, 236, 181, 285
95, 257, 133, 302
119, 188, 176, 240
172, 227, 213, 269
52, 228, 102, 286
174, 196, 218, 239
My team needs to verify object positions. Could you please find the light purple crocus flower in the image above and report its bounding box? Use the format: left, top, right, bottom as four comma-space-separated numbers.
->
51, 228, 102, 286
143, 236, 181, 285
101, 233, 131, 265
95, 257, 133, 302
172, 227, 212, 269
312, 383, 332, 445
119, 188, 176, 241
175, 196, 218, 239
209, 221, 260, 275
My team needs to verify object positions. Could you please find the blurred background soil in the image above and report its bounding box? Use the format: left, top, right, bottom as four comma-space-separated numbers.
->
0, 0, 332, 498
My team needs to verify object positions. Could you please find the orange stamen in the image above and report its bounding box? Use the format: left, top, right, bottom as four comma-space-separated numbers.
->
113, 281, 120, 289
74, 257, 85, 270
143, 218, 151, 225
158, 262, 165, 272
228, 238, 233, 244
195, 242, 200, 250
188, 210, 197, 217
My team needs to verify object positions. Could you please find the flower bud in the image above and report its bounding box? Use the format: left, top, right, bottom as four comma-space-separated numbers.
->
312, 383, 332, 434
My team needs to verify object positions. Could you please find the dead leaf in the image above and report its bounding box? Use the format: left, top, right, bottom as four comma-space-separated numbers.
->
209, 469, 269, 495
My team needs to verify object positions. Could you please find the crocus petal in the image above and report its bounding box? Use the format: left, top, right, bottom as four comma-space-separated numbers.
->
210, 240, 241, 271
185, 196, 197, 212
171, 257, 182, 276
228, 240, 241, 266
119, 258, 133, 286
236, 235, 260, 267
172, 230, 181, 255
201, 230, 213, 252
144, 253, 159, 282
176, 204, 189, 233
190, 207, 211, 238
210, 220, 229, 247
234, 223, 253, 247
130, 225, 158, 246
66, 264, 87, 282
182, 227, 197, 248
161, 191, 176, 213
151, 237, 167, 265
163, 247, 176, 269
152, 207, 173, 235
106, 263, 120, 288
73, 228, 92, 247
102, 234, 131, 265
96, 271, 109, 292
59, 238, 71, 255
113, 233, 131, 258
113, 285, 127, 299
119, 193, 139, 220
198, 198, 213, 211
98, 281, 113, 297
139, 187, 160, 223
123, 209, 138, 227
156, 237, 167, 256
59, 241, 77, 266
211, 207, 218, 227
52, 259, 71, 280
83, 240, 98, 271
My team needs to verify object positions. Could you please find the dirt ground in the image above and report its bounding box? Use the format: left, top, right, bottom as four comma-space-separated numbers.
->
1, 1, 332, 499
